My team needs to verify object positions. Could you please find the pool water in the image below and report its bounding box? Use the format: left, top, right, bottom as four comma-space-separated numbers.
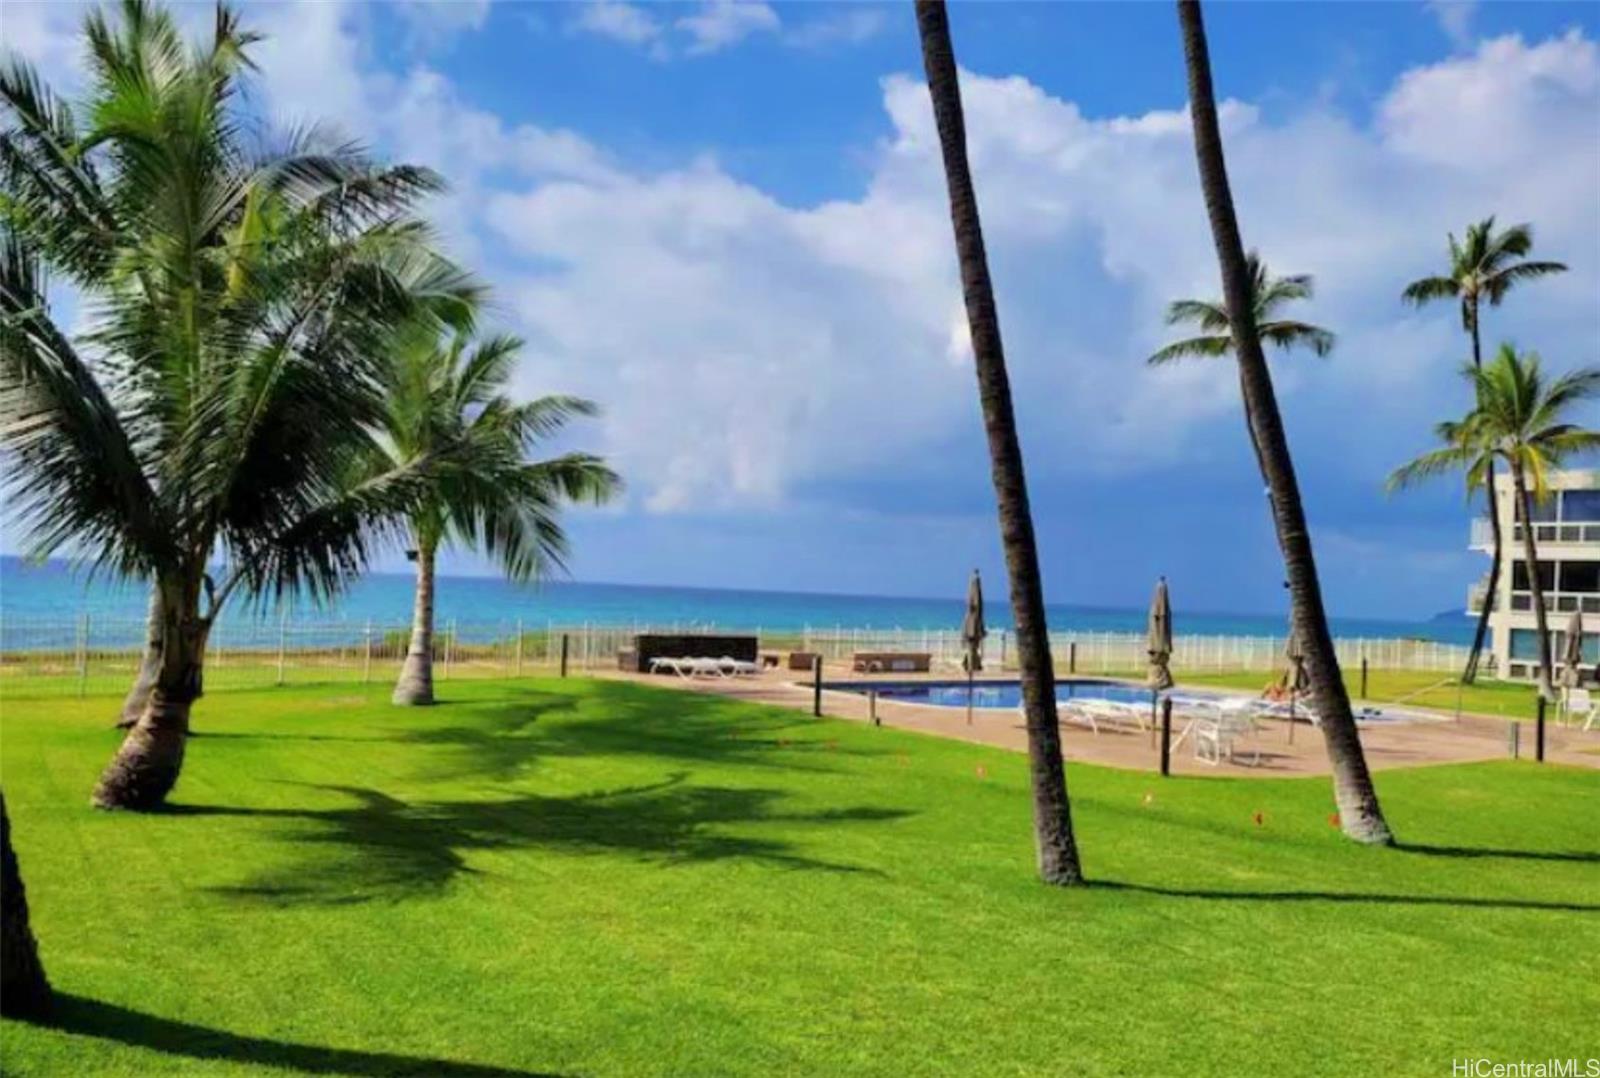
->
825, 678, 1427, 723
824, 679, 1178, 710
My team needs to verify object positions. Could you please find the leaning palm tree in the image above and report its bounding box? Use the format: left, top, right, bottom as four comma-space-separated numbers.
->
1391, 347, 1600, 699
915, 0, 1082, 885
1402, 219, 1566, 681
1, 0, 476, 809
1176, 0, 1392, 844
377, 324, 620, 705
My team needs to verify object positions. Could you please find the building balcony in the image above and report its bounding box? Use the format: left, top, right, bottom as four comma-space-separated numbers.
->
1470, 517, 1600, 550
1505, 590, 1600, 615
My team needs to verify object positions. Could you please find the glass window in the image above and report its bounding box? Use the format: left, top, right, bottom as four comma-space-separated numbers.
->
1560, 561, 1600, 594
1516, 496, 1560, 522
1511, 560, 1556, 591
1551, 632, 1600, 664
1562, 489, 1600, 522
1509, 628, 1541, 660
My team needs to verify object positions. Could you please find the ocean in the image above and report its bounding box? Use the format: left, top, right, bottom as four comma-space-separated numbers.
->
0, 556, 1471, 644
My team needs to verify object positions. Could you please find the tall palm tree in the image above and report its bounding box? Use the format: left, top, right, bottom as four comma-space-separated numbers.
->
1402, 219, 1567, 681
1, 0, 475, 809
915, 0, 1082, 885
1176, 0, 1392, 845
376, 324, 620, 706
1, 792, 51, 1018
1391, 347, 1600, 699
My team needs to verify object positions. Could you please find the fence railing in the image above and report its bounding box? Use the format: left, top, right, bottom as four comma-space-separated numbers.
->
0, 615, 1473, 701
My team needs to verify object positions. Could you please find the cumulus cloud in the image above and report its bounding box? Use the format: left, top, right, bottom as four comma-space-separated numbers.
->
785, 7, 892, 49
1424, 0, 1478, 50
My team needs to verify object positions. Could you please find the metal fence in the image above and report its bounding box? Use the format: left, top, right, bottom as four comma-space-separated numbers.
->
0, 615, 1472, 701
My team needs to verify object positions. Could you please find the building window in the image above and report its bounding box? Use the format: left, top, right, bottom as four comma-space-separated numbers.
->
1560, 561, 1600, 594
1509, 628, 1541, 661
1511, 561, 1556, 591
1516, 497, 1561, 523
1562, 489, 1600, 523
1515, 629, 1600, 664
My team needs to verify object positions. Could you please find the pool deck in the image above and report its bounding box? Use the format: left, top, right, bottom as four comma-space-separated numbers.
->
596, 667, 1600, 777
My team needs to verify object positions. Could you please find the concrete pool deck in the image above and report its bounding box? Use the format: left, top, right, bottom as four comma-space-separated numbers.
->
594, 667, 1600, 777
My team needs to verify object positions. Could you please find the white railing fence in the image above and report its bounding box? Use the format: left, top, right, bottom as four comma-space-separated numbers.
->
0, 615, 1472, 700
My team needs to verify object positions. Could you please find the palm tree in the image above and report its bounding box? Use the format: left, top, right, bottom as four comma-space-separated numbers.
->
376, 324, 620, 706
1150, 252, 1333, 473
1149, 253, 1334, 366
1, 1, 475, 809
915, 0, 1082, 885
1, 792, 51, 1018
1391, 347, 1600, 699
1402, 219, 1567, 681
1176, 0, 1392, 845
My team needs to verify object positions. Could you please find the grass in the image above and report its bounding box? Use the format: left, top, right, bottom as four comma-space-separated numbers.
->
1, 679, 1596, 1076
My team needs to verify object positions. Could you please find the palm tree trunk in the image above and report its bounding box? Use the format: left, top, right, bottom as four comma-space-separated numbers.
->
1462, 300, 1496, 684
392, 543, 437, 706
916, 0, 1082, 885
117, 585, 164, 728
1509, 459, 1557, 700
92, 586, 206, 811
1177, 0, 1392, 845
1, 791, 51, 1018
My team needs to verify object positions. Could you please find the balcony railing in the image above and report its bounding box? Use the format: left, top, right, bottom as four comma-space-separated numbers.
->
1470, 517, 1600, 548
1467, 579, 1496, 614
1507, 591, 1600, 614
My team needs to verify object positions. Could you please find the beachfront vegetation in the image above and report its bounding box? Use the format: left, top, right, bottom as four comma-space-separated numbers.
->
1173, 0, 1392, 845
1402, 219, 1568, 683
2, 679, 1595, 1074
1390, 348, 1600, 700
915, 1, 1083, 885
1147, 252, 1334, 367
372, 323, 619, 707
0, 1, 477, 811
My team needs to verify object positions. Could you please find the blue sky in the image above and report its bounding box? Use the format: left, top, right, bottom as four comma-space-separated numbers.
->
6, 0, 1599, 621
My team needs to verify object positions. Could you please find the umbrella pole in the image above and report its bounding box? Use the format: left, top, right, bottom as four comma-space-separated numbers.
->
1150, 689, 1158, 748
1288, 689, 1296, 745
967, 666, 974, 726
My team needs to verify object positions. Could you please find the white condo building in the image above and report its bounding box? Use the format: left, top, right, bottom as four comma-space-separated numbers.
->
1468, 468, 1600, 680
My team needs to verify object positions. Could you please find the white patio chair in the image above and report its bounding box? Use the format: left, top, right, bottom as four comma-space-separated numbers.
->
1564, 687, 1597, 731
718, 656, 762, 677
649, 657, 690, 677
1193, 711, 1261, 766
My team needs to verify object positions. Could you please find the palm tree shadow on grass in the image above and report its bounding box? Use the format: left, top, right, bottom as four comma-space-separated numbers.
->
395, 682, 883, 782
20, 994, 556, 1077
171, 774, 908, 905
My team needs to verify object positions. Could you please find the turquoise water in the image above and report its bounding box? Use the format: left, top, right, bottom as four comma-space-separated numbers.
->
0, 556, 1471, 644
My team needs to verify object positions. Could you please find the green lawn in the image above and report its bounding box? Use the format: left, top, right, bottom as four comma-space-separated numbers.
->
2, 679, 1596, 1076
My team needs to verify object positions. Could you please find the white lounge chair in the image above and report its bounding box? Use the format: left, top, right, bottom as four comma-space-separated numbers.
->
1077, 698, 1148, 733
717, 656, 762, 677
1055, 699, 1100, 735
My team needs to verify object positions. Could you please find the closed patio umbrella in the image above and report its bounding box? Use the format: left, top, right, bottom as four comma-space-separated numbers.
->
1559, 609, 1585, 693
1146, 577, 1174, 692
961, 569, 986, 725
1284, 623, 1309, 743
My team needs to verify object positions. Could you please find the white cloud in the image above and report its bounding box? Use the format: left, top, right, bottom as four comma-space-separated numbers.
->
570, 1, 664, 49
395, 0, 492, 48
785, 7, 891, 49
1424, 0, 1478, 51
676, 0, 780, 55
476, 34, 1598, 511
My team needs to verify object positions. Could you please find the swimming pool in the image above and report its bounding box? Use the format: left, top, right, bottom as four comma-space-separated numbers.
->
823, 678, 1432, 723
823, 679, 1178, 710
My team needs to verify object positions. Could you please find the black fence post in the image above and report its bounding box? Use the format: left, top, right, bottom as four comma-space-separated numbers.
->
1068, 642, 1077, 675
1536, 696, 1546, 763
560, 633, 570, 678
812, 656, 823, 718
1360, 657, 1369, 700
869, 689, 879, 727
1159, 697, 1173, 777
